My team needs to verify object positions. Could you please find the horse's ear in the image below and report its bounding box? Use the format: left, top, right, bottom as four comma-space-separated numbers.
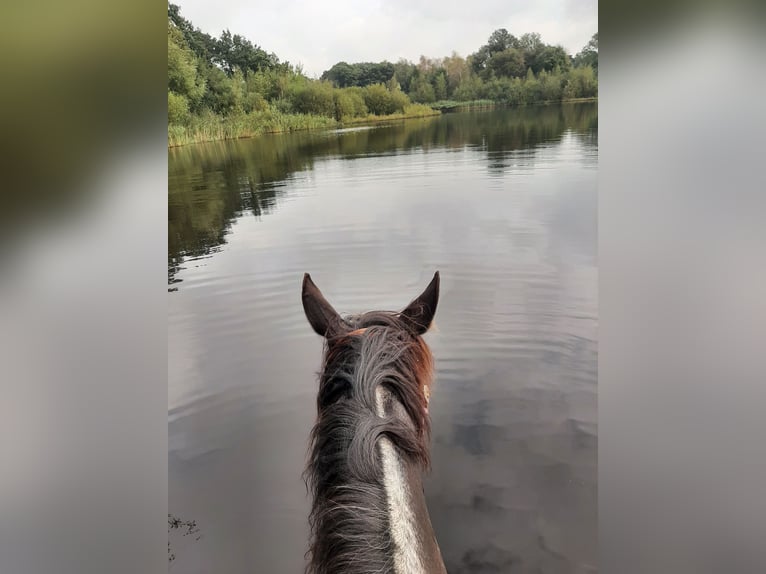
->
302, 273, 346, 338
400, 271, 440, 335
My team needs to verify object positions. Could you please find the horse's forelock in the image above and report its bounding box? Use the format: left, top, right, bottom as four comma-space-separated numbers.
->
305, 310, 435, 573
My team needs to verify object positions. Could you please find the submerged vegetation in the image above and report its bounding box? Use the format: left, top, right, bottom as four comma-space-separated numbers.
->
167, 3, 597, 146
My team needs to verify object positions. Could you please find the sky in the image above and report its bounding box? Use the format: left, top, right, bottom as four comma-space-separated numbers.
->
174, 0, 597, 78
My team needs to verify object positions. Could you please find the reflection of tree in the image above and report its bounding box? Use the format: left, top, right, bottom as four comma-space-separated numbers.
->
168, 103, 597, 287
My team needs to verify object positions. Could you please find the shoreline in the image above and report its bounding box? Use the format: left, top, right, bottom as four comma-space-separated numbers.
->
168, 97, 597, 149
432, 96, 598, 112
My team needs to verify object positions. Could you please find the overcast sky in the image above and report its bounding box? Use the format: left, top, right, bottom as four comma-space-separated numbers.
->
174, 0, 597, 78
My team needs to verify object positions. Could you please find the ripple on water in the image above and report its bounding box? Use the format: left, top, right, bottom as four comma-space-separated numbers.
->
168, 104, 598, 574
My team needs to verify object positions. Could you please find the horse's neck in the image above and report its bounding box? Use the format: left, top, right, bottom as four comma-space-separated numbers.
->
376, 387, 447, 574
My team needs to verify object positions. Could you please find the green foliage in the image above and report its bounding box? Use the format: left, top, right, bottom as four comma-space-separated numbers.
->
563, 66, 598, 99
168, 23, 206, 108
521, 70, 542, 103
315, 26, 596, 112
291, 81, 335, 117
536, 46, 571, 73
443, 52, 470, 93
168, 106, 339, 147
574, 33, 598, 73
168, 90, 190, 124
433, 73, 447, 101
321, 61, 395, 88
453, 75, 482, 101
214, 29, 278, 75
168, 3, 217, 62
362, 83, 408, 115
200, 65, 238, 115
488, 48, 526, 78
167, 2, 595, 147
470, 28, 574, 79
409, 75, 436, 103
506, 78, 525, 106
481, 78, 513, 102
393, 59, 417, 93
487, 29, 518, 54
431, 99, 495, 111
538, 70, 563, 102
333, 88, 368, 120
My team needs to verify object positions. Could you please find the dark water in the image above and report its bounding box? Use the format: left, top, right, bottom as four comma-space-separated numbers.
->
168, 103, 597, 573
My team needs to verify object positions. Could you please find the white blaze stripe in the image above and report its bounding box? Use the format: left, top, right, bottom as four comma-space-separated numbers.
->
376, 387, 425, 574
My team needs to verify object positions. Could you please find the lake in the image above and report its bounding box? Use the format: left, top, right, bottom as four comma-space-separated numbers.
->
169, 102, 598, 573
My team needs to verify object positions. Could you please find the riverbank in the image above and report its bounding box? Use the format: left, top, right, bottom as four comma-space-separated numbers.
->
430, 96, 598, 112
168, 99, 597, 148
431, 99, 496, 112
168, 104, 440, 148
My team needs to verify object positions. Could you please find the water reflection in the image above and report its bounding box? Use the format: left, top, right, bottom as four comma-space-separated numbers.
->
168, 103, 597, 287
168, 102, 597, 573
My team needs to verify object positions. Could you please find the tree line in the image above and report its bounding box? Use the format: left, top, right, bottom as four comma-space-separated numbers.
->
167, 2, 597, 144
168, 3, 434, 132
322, 31, 598, 105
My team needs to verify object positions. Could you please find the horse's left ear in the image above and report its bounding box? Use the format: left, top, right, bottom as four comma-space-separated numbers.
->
400, 271, 440, 335
302, 273, 346, 338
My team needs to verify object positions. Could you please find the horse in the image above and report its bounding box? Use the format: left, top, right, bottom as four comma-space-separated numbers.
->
301, 271, 447, 574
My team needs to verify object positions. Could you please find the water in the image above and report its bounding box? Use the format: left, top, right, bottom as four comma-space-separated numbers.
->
168, 103, 597, 573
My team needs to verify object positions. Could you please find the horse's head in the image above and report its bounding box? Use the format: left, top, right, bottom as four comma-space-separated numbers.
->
301, 271, 440, 419
301, 272, 446, 574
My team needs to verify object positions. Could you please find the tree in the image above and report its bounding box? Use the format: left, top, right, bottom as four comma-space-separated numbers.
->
200, 65, 238, 114
453, 74, 482, 101
488, 48, 526, 78
536, 45, 571, 74
433, 72, 447, 100
574, 33, 598, 73
519, 32, 545, 73
322, 62, 357, 87
563, 65, 597, 98
487, 28, 518, 54
168, 22, 206, 110
291, 81, 335, 117
443, 52, 469, 94
168, 3, 217, 62
470, 45, 491, 76
213, 30, 275, 75
408, 74, 435, 103
363, 83, 406, 115
392, 59, 417, 93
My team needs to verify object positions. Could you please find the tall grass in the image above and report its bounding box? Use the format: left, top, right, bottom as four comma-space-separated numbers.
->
168, 104, 442, 147
430, 99, 496, 111
168, 108, 338, 147
341, 103, 440, 125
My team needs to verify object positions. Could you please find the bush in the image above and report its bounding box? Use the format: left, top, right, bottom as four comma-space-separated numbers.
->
291, 81, 336, 117
201, 66, 239, 115
363, 83, 405, 115
333, 89, 368, 120
408, 77, 436, 104
538, 70, 564, 101
168, 90, 190, 125
562, 66, 597, 99
481, 78, 513, 102
243, 92, 268, 113
389, 89, 410, 113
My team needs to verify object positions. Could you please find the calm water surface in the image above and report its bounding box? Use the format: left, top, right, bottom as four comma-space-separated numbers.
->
169, 103, 597, 573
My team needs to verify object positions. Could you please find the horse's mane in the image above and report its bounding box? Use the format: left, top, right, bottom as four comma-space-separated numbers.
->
304, 310, 434, 574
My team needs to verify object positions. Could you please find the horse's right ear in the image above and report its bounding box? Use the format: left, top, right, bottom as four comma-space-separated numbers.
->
400, 271, 440, 335
302, 273, 346, 338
